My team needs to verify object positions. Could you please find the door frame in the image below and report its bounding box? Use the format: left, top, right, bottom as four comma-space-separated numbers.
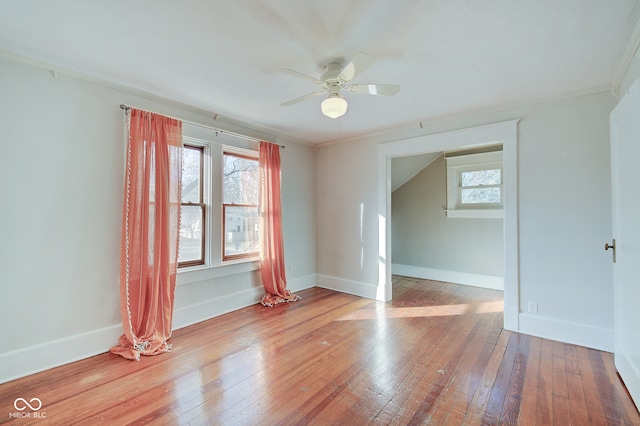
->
376, 120, 520, 331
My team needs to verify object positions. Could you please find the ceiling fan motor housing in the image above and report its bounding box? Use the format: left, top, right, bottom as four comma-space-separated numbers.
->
321, 62, 343, 80
322, 63, 345, 93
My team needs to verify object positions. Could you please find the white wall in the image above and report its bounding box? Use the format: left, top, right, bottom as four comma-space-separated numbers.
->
315, 138, 381, 298
0, 55, 316, 383
316, 91, 616, 351
392, 154, 504, 288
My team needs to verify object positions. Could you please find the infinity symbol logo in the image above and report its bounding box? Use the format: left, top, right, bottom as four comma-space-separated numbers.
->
14, 398, 42, 411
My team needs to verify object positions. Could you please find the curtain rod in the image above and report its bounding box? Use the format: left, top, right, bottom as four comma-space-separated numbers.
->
119, 104, 283, 148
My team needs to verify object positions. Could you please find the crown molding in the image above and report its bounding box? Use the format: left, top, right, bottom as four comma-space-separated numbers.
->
612, 15, 640, 96
314, 87, 611, 148
0, 48, 616, 149
0, 49, 296, 144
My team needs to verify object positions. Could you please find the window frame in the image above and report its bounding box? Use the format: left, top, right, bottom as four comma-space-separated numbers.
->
178, 143, 206, 268
445, 151, 504, 219
221, 148, 260, 262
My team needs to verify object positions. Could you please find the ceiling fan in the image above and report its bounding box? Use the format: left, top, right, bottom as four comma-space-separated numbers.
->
281, 53, 400, 119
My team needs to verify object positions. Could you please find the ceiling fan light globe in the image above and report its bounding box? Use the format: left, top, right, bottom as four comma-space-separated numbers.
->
321, 95, 348, 119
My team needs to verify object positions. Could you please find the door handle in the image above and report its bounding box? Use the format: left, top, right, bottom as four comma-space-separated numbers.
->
605, 238, 616, 263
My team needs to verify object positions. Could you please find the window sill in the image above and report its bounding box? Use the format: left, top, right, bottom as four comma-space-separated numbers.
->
177, 258, 260, 286
446, 209, 503, 219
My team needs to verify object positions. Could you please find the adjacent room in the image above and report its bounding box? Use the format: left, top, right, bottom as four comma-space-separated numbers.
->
1, 1, 640, 423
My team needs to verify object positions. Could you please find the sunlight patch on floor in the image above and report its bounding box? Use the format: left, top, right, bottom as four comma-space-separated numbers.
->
335, 301, 503, 321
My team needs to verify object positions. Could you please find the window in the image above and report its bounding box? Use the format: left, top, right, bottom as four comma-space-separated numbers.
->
177, 131, 260, 269
179, 144, 205, 267
446, 150, 503, 218
222, 150, 259, 261
460, 168, 501, 205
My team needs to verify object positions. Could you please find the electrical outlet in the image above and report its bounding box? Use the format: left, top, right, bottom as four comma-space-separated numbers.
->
527, 301, 538, 314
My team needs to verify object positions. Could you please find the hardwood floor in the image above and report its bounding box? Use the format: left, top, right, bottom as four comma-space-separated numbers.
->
1, 276, 639, 425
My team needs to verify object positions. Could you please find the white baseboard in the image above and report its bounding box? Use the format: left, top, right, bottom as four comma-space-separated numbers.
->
0, 324, 123, 385
392, 264, 504, 290
172, 286, 264, 329
315, 274, 378, 299
0, 274, 317, 385
173, 273, 316, 329
3, 272, 612, 385
287, 274, 317, 293
519, 312, 614, 352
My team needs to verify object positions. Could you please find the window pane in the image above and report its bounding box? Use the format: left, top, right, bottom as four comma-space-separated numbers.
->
461, 169, 501, 187
182, 146, 202, 203
224, 205, 259, 258
179, 205, 203, 264
461, 187, 501, 204
223, 153, 258, 204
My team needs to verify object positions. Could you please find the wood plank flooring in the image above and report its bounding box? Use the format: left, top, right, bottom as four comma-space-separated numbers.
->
1, 276, 639, 425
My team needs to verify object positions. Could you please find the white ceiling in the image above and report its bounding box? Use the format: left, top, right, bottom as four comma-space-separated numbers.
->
1, 1, 639, 144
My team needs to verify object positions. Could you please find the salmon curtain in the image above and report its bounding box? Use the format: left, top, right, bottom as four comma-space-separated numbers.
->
110, 108, 182, 361
259, 141, 300, 306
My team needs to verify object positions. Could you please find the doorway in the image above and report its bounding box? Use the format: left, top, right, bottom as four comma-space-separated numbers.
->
391, 148, 504, 289
376, 120, 519, 331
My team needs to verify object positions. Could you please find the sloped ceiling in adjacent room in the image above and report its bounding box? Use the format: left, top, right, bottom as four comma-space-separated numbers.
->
392, 152, 441, 192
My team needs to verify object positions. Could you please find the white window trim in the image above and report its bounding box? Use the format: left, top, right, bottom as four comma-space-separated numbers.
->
221, 145, 260, 263
222, 144, 258, 159
445, 151, 503, 219
180, 136, 213, 270
177, 131, 261, 283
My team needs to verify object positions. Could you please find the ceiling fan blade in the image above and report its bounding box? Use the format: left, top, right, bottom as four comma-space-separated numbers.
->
281, 91, 325, 106
280, 68, 323, 84
348, 84, 400, 96
338, 53, 377, 82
